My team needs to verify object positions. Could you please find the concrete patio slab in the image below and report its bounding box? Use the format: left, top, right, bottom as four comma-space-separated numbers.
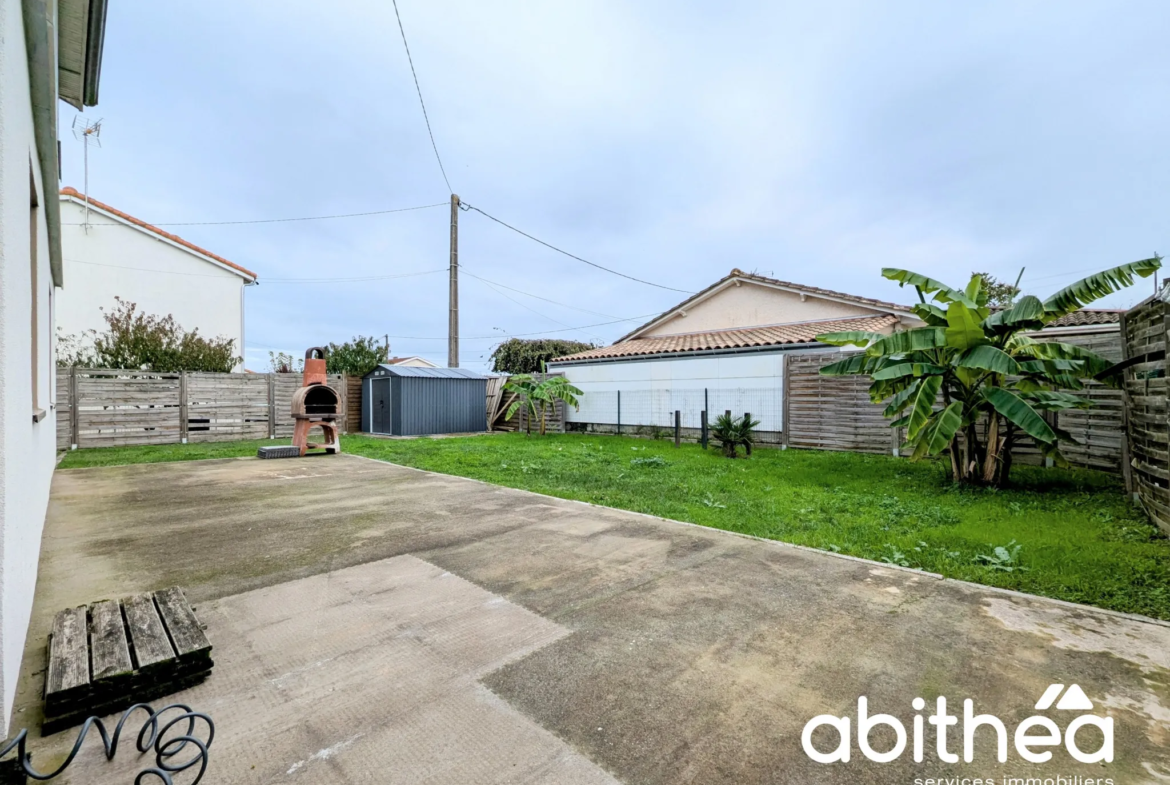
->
17, 455, 1170, 784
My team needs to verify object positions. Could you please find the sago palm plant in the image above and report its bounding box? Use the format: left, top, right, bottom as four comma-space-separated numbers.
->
815, 257, 1161, 487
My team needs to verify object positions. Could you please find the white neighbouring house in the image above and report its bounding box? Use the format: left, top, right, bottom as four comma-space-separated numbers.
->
0, 0, 108, 736
548, 269, 926, 436
547, 268, 1122, 437
58, 188, 258, 369
384, 355, 439, 368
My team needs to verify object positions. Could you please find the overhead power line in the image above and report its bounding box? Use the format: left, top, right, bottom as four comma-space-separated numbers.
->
63, 201, 447, 227
265, 269, 446, 284
391, 0, 452, 194
464, 203, 694, 294
460, 270, 623, 319
469, 275, 604, 342
355, 312, 662, 342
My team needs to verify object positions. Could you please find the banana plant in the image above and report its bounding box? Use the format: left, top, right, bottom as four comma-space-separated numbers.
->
503, 373, 583, 436
815, 257, 1161, 486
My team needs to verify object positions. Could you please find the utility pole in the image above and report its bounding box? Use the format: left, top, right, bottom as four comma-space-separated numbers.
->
448, 193, 460, 367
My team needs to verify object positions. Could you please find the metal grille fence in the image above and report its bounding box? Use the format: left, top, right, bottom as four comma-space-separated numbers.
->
567, 387, 783, 443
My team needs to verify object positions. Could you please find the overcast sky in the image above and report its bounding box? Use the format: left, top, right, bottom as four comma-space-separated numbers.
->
58, 1, 1170, 371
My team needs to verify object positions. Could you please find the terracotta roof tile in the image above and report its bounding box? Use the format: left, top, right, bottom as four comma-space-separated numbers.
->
1044, 309, 1122, 328
553, 315, 899, 362
59, 187, 258, 280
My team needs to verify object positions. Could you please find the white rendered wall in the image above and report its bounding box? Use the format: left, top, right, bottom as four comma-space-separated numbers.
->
642, 283, 891, 337
554, 350, 829, 432
57, 198, 247, 369
0, 0, 59, 737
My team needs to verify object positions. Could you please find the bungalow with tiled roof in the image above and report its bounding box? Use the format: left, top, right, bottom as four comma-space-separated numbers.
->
57, 188, 258, 370
547, 269, 1122, 436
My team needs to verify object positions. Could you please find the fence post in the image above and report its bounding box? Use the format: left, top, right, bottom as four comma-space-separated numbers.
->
179, 371, 189, 444
780, 360, 790, 450
267, 374, 276, 439
744, 412, 752, 456
1117, 311, 1135, 498
69, 366, 79, 450
891, 422, 900, 457
616, 390, 621, 436
674, 410, 681, 447
700, 410, 708, 449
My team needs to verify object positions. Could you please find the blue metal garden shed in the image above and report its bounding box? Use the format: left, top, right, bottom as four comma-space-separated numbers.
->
361, 366, 488, 436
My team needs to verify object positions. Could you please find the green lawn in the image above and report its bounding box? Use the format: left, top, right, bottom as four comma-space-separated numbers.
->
59, 432, 1170, 620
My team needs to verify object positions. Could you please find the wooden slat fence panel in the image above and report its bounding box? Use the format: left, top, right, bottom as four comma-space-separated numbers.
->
74, 370, 183, 447
1121, 300, 1170, 535
56, 371, 72, 450
1055, 332, 1124, 473
186, 372, 270, 442
57, 369, 354, 448
346, 375, 362, 434
784, 352, 899, 454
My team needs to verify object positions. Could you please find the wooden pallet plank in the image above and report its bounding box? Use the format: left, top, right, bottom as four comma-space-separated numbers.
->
89, 600, 133, 681
154, 587, 212, 660
46, 607, 90, 697
123, 593, 176, 669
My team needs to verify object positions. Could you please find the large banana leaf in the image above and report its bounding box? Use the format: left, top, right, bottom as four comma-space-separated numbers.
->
1023, 391, 1091, 411
882, 269, 978, 308
871, 362, 946, 381
944, 302, 987, 351
866, 327, 947, 357
923, 401, 963, 454
982, 387, 1057, 445
911, 303, 948, 326
1042, 256, 1161, 319
964, 274, 987, 308
982, 295, 1046, 334
955, 345, 1021, 375
882, 381, 920, 417
906, 375, 943, 440
815, 331, 887, 348
1024, 342, 1115, 380
1017, 358, 1082, 374
819, 354, 875, 376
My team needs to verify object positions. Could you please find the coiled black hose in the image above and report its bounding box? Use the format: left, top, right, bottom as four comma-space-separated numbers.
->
0, 703, 214, 784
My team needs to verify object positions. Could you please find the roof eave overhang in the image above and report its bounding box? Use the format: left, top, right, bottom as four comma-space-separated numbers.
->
549, 341, 830, 366
57, 0, 108, 109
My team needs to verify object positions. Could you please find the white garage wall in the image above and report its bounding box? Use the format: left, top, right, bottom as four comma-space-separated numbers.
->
0, 0, 59, 736
553, 349, 827, 431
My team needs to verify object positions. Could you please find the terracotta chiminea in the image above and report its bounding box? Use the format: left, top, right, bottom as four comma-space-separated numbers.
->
289, 347, 340, 457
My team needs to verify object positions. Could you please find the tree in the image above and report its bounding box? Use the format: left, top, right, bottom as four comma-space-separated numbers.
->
974, 271, 1021, 307
57, 297, 239, 372
815, 257, 1161, 487
503, 374, 583, 436
325, 336, 389, 376
490, 338, 596, 374
268, 351, 301, 374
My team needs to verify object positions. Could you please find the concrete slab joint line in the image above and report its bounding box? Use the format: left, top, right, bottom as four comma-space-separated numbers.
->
21, 454, 1170, 783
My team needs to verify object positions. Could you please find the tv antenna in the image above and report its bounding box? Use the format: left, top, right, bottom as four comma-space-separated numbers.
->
71, 116, 103, 230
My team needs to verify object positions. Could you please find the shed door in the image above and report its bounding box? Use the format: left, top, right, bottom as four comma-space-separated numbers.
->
371, 378, 391, 433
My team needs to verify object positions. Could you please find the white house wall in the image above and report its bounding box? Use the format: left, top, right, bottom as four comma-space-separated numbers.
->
0, 0, 59, 736
57, 199, 247, 368
642, 282, 892, 337
556, 350, 823, 431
